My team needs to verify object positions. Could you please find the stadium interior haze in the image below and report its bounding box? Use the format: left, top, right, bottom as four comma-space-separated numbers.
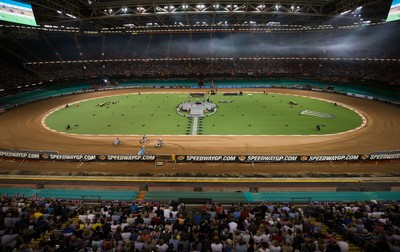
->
0, 0, 400, 251
0, 0, 400, 248
0, 0, 400, 193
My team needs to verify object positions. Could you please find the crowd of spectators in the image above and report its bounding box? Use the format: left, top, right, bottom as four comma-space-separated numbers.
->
1, 57, 399, 98
1, 22, 399, 96
25, 59, 400, 84
1, 192, 400, 252
0, 60, 40, 95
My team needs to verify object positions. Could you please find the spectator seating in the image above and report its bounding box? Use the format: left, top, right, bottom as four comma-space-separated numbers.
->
1, 191, 399, 251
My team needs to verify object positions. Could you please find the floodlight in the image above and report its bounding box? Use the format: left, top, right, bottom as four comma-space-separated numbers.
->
196, 4, 205, 9
66, 13, 76, 19
340, 10, 351, 15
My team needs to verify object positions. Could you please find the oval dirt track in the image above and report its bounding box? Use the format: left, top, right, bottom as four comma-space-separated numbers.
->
0, 88, 399, 176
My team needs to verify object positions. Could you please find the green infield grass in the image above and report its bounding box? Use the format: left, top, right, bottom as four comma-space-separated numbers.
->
44, 92, 363, 135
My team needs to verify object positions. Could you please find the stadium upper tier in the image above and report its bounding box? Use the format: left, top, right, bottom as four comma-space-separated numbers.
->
24, 59, 400, 83
0, 22, 399, 96
0, 58, 398, 97
0, 23, 399, 62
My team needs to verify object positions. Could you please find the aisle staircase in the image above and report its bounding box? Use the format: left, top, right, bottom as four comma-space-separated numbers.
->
320, 221, 361, 252
135, 191, 147, 201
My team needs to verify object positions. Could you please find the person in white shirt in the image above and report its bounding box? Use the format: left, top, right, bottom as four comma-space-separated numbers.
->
156, 239, 169, 252
163, 206, 171, 219
110, 220, 120, 233
87, 210, 96, 223
228, 219, 238, 234
135, 236, 144, 252
337, 239, 349, 252
211, 238, 223, 252
78, 210, 88, 223
269, 240, 281, 252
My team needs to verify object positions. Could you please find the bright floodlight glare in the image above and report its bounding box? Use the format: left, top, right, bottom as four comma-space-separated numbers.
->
340, 10, 351, 15
66, 13, 76, 19
196, 4, 205, 9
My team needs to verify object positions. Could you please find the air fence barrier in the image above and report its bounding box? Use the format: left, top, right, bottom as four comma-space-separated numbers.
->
1, 148, 399, 163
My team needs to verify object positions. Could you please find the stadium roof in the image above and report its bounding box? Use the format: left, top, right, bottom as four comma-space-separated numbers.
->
24, 0, 392, 32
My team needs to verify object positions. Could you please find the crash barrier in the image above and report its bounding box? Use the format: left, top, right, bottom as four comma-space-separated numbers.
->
1, 149, 399, 163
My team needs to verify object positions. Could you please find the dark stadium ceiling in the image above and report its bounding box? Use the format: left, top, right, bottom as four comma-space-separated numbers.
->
22, 0, 393, 31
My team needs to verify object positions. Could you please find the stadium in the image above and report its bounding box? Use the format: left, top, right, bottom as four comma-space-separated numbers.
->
0, 0, 400, 251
